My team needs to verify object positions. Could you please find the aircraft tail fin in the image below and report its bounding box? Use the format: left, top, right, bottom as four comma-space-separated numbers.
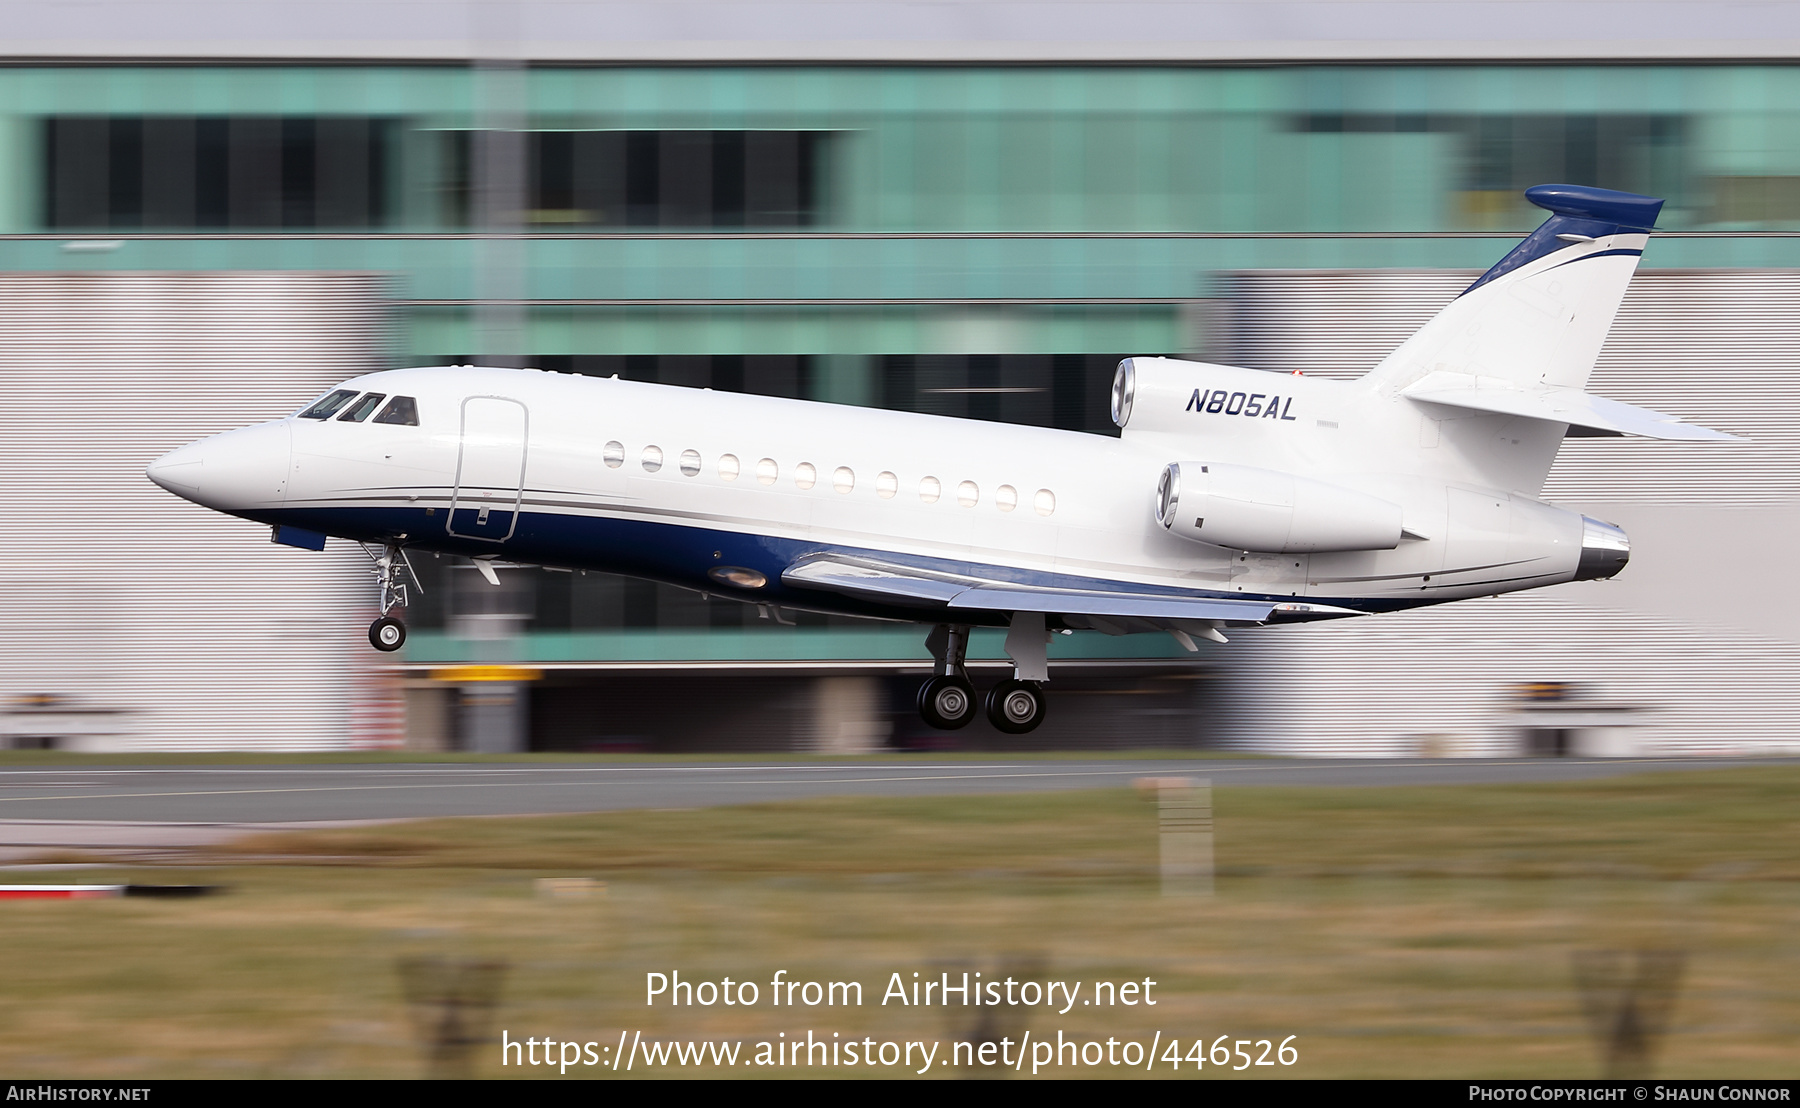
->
1355, 185, 1720, 494
1362, 184, 1661, 398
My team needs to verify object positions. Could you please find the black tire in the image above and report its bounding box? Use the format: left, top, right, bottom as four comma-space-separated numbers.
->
985, 679, 1047, 734
916, 675, 977, 730
369, 616, 407, 652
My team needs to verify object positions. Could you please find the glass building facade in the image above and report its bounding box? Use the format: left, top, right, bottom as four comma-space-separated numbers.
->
13, 63, 1800, 677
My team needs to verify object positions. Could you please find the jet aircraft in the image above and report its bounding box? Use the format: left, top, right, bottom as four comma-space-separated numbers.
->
147, 184, 1732, 735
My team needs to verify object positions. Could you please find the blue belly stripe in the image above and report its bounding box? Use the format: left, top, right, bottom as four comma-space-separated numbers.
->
249, 503, 1424, 621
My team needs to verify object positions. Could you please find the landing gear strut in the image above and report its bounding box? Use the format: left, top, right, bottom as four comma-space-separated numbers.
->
917, 624, 976, 730
992, 611, 1050, 734
363, 542, 422, 653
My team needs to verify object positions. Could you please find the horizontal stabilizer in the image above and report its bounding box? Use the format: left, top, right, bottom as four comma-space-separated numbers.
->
1402, 371, 1739, 442
782, 555, 1275, 623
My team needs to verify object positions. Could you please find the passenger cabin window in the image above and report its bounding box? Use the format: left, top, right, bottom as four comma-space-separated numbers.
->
919, 476, 941, 504
718, 454, 740, 481
1034, 489, 1056, 516
756, 458, 778, 485
794, 463, 817, 490
642, 446, 663, 473
833, 467, 854, 494
372, 396, 419, 426
957, 481, 979, 508
603, 441, 625, 468
876, 471, 898, 499
338, 392, 386, 422
298, 389, 359, 419
996, 485, 1018, 512
679, 449, 701, 477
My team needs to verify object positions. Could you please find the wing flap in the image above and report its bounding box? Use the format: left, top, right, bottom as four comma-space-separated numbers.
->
1402, 371, 1739, 441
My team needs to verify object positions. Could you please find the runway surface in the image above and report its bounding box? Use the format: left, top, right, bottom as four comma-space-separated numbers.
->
0, 757, 1781, 842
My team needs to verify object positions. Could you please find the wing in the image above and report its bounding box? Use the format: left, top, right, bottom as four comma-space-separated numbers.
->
780, 553, 1288, 628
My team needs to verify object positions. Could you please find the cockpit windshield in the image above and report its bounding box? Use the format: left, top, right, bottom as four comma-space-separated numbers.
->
298, 389, 359, 419
373, 396, 420, 426
338, 393, 387, 422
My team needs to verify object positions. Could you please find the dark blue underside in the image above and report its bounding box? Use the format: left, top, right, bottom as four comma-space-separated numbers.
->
247, 504, 1435, 622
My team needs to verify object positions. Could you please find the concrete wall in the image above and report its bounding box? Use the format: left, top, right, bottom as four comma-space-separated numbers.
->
1214, 268, 1800, 756
0, 271, 395, 750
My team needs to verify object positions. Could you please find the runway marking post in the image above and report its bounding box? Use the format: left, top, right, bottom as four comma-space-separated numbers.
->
1137, 777, 1214, 897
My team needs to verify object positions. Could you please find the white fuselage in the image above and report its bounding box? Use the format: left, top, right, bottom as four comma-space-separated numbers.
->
154, 186, 1734, 654
147, 362, 1590, 625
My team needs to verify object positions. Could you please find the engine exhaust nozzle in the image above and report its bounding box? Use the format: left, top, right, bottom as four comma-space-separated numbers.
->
1574, 516, 1630, 581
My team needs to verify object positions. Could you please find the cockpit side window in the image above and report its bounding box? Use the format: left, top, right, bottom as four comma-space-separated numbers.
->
338, 393, 387, 422
372, 396, 420, 426
298, 389, 359, 419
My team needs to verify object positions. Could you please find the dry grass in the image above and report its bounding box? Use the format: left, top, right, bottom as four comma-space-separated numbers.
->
221, 768, 1800, 881
0, 769, 1795, 1079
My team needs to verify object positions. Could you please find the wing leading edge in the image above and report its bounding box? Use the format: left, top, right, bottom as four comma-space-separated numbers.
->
780, 554, 1291, 626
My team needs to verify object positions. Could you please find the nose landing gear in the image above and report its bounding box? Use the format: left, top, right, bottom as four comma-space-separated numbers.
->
369, 616, 406, 651
363, 542, 422, 653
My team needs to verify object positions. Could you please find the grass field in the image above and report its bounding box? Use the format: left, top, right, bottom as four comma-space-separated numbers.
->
1, 768, 1795, 1079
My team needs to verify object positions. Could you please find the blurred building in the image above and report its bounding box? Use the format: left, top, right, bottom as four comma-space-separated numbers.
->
3, 1, 1798, 752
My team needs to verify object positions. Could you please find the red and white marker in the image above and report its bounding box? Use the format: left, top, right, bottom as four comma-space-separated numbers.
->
0, 885, 217, 899
0, 885, 123, 899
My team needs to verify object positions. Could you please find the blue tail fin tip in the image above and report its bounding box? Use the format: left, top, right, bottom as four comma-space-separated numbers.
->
1524, 184, 1664, 230
1459, 184, 1664, 297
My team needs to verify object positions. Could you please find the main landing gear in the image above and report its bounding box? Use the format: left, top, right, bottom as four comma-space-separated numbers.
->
916, 615, 1052, 734
363, 542, 422, 653
985, 679, 1046, 735
917, 624, 977, 729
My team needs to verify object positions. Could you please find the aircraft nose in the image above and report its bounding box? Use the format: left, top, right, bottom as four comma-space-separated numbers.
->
146, 423, 291, 514
145, 443, 205, 497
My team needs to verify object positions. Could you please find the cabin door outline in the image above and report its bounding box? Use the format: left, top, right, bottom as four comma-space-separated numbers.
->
447, 396, 528, 542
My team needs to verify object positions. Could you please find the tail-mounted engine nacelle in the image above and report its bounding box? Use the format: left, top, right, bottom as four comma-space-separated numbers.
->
1155, 461, 1404, 554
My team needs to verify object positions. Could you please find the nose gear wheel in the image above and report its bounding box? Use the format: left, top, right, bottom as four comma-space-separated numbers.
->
369, 616, 406, 652
361, 542, 422, 652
